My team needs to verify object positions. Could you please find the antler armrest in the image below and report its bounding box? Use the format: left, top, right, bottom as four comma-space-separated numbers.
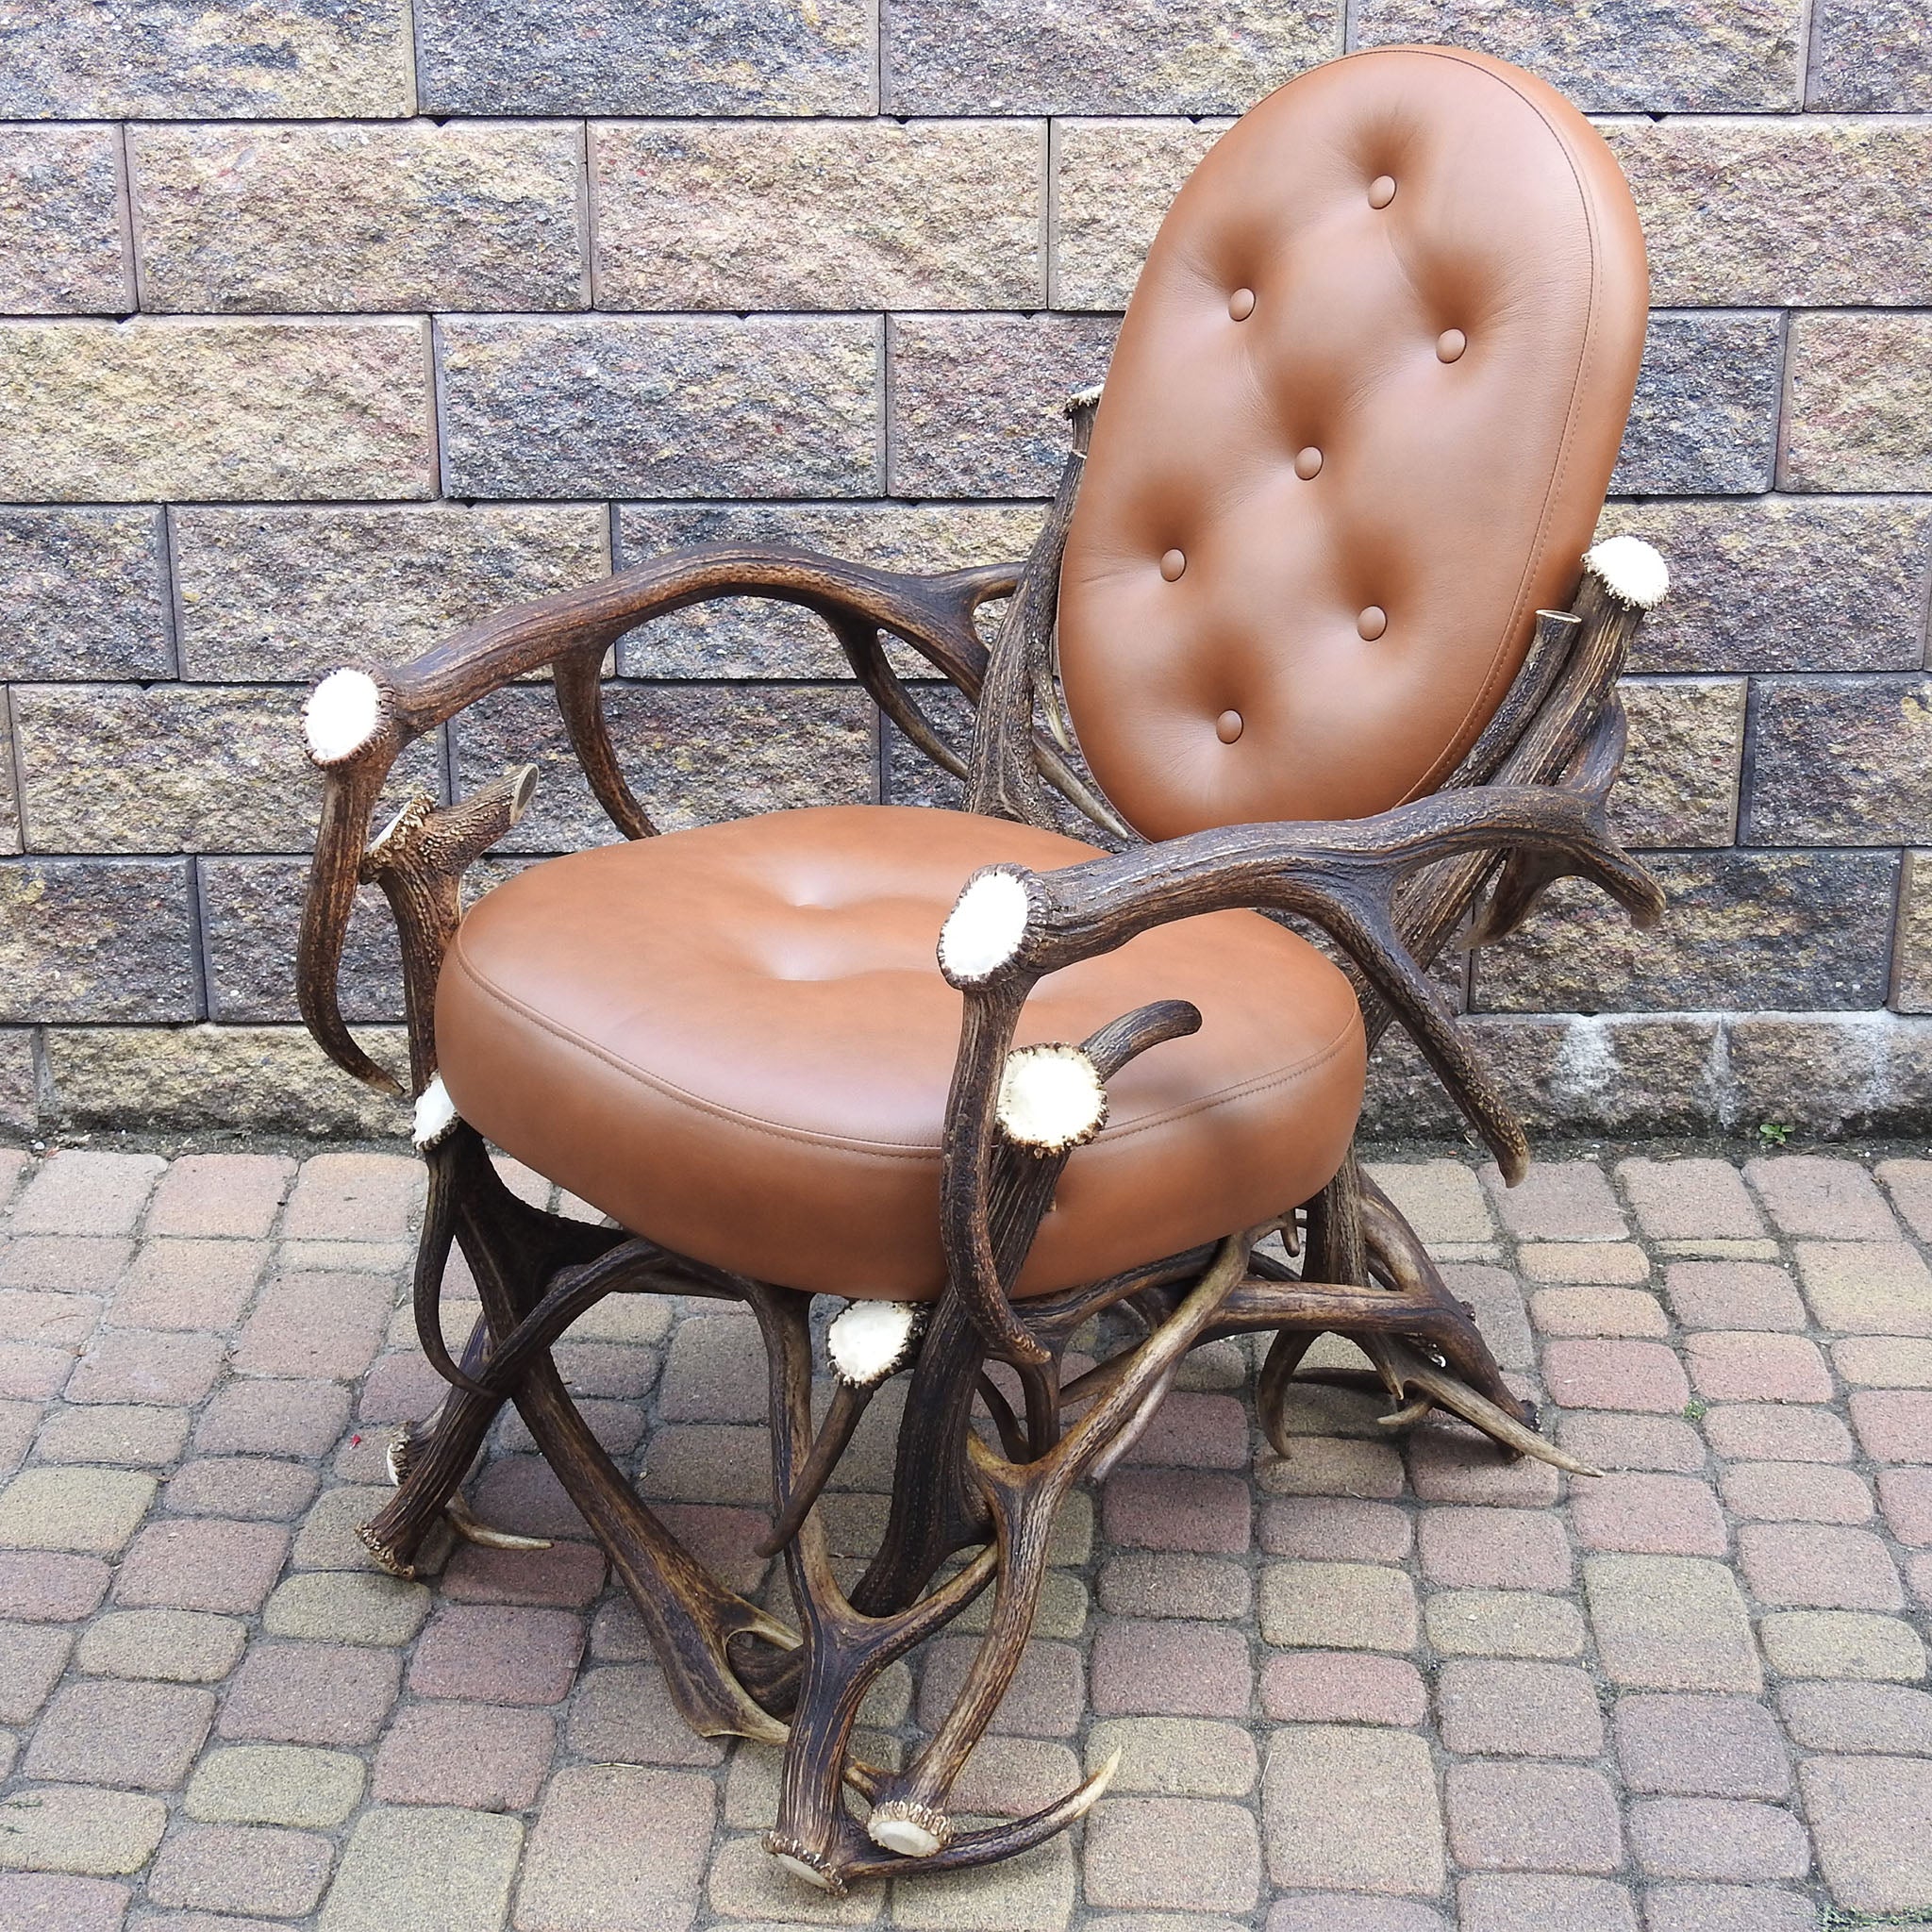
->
927, 719, 1662, 1360
297, 544, 1019, 1093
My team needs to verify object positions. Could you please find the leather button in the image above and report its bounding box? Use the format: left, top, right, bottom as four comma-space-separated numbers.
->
1159, 548, 1187, 581
1293, 446, 1324, 480
1215, 709, 1243, 744
1357, 606, 1388, 641
1437, 328, 1467, 363
1228, 288, 1256, 321
1368, 175, 1396, 208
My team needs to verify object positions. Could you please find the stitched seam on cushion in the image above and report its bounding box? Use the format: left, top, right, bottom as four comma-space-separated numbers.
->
1389, 46, 1608, 807
445, 922, 1366, 1162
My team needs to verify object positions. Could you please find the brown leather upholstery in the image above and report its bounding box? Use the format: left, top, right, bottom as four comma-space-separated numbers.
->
1058, 45, 1649, 841
436, 807, 1365, 1300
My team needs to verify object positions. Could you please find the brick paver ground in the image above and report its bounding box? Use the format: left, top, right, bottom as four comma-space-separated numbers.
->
0, 1139, 1926, 1929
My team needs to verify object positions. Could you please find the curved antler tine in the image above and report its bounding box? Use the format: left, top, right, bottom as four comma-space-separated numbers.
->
443, 1493, 553, 1552
1374, 1338, 1602, 1477
554, 639, 657, 841
757, 1377, 878, 1557
1257, 1329, 1314, 1461
839, 1750, 1122, 1883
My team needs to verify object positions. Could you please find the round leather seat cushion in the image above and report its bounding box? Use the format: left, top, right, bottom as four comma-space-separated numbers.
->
436, 805, 1367, 1300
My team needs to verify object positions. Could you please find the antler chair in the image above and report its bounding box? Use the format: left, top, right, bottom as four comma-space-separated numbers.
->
295, 45, 1668, 1893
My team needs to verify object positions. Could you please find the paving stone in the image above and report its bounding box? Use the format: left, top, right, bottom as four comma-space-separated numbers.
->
514, 1767, 709, 1932
184, 1744, 364, 1828
76, 1609, 246, 1685
1083, 1797, 1259, 1912
1835, 1334, 1932, 1387
0, 1469, 156, 1554
1778, 1680, 1932, 1753
1557, 1413, 1706, 1474
1117, 1391, 1250, 1470
1704, 1405, 1853, 1463
1259, 1651, 1427, 1726
1751, 1156, 1896, 1239
566, 1662, 724, 1768
0, 1402, 34, 1477
1259, 1435, 1406, 1500
0, 1238, 133, 1295
1445, 1761, 1623, 1874
1798, 1755, 1932, 1911
1739, 1523, 1902, 1610
1260, 1560, 1417, 1654
1267, 1902, 1446, 1932
1436, 1660, 1604, 1758
1617, 1158, 1765, 1240
703, 1831, 880, 1924
920, 1635, 1084, 1735
36, 1405, 188, 1470
409, 1606, 584, 1707
1515, 1243, 1652, 1285
373, 1703, 554, 1811
0, 1873, 130, 1932
1480, 1161, 1625, 1240
1262, 1727, 1445, 1896
1612, 1692, 1790, 1798
262, 1572, 430, 1646
195, 1381, 350, 1458
1407, 1427, 1560, 1507
1721, 1462, 1872, 1525
1585, 1556, 1761, 1691
112, 1520, 288, 1614
1456, 1874, 1639, 1932
108, 1241, 264, 1332
319, 1805, 523, 1932
146, 1821, 333, 1917
1417, 1507, 1571, 1591
65, 1327, 221, 1407
1097, 1553, 1250, 1622
1368, 1160, 1496, 1242
1850, 1388, 1932, 1459
653, 1313, 765, 1424
0, 1623, 72, 1723
1101, 1471, 1250, 1554
1259, 1497, 1411, 1564
1638, 1885, 1815, 1932
1570, 1472, 1728, 1557
1529, 1287, 1669, 1339
1424, 1590, 1586, 1660
1663, 1261, 1807, 1332
166, 1457, 317, 1524
634, 1424, 769, 1507
1544, 1340, 1690, 1414
23, 1679, 214, 1790
0, 1551, 111, 1621
1757, 1610, 1926, 1681
0, 1786, 167, 1876
217, 1642, 402, 1746
1627, 1796, 1809, 1881
231, 1273, 391, 1381
1795, 1241, 1932, 1336
144, 1156, 294, 1240
10, 1154, 164, 1238
282, 1155, 422, 1242
441, 1541, 607, 1609
1084, 1718, 1257, 1799
290, 1486, 396, 1571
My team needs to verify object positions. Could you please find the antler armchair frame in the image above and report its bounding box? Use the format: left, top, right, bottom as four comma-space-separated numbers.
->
294, 46, 1668, 1893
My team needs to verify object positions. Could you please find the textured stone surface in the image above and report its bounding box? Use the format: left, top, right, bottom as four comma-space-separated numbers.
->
132, 120, 585, 313
1263, 1727, 1446, 1895
0, 860, 195, 1024
1474, 850, 1898, 1013
886, 0, 1336, 113
1748, 676, 1932, 845
890, 313, 1119, 496
1352, 0, 1803, 109
0, 509, 172, 682
0, 127, 127, 315
1896, 853, 1932, 1014
173, 503, 608, 681
452, 681, 874, 849
11, 684, 440, 855
1611, 311, 1784, 495
1783, 312, 1932, 491
201, 860, 405, 1025
0, 319, 433, 501
0, 0, 413, 117
417, 0, 875, 113
594, 119, 1041, 310
614, 500, 1039, 677
1053, 118, 1231, 309
440, 315, 878, 501
1604, 116, 1932, 306
1613, 678, 1743, 848
1809, 0, 1932, 107
1597, 495, 1932, 675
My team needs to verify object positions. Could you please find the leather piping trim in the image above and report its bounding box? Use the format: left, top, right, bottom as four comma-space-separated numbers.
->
442, 923, 1366, 1165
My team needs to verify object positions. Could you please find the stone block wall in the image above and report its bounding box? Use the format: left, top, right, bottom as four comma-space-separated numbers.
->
0, 1, 1928, 1141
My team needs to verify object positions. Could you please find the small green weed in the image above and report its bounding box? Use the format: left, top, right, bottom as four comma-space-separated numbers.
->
1682, 1397, 1708, 1423
1758, 1121, 1791, 1146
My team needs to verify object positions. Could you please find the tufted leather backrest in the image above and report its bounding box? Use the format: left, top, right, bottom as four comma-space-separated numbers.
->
1057, 46, 1648, 840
